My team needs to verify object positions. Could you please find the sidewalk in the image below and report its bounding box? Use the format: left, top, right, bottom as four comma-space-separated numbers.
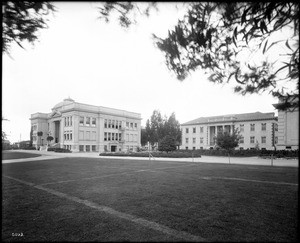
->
2, 150, 299, 167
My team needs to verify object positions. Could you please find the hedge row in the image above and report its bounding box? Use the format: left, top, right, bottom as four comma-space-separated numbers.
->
47, 148, 72, 153
100, 149, 299, 158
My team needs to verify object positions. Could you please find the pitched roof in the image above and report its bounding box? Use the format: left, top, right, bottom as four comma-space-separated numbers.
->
181, 112, 276, 126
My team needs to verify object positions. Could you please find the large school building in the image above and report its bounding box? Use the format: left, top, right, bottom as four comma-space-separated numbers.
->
180, 112, 278, 150
30, 98, 141, 152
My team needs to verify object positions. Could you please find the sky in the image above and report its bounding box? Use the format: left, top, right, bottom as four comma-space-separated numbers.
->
2, 2, 283, 143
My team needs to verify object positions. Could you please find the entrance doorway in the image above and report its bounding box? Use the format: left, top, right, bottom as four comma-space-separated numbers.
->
111, 145, 117, 152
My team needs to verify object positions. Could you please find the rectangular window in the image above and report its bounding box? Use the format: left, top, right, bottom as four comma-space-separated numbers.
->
119, 133, 122, 141
239, 136, 244, 144
64, 117, 67, 127
193, 127, 196, 133
193, 138, 196, 143
112, 133, 115, 140
79, 131, 84, 140
126, 122, 129, 128
104, 119, 107, 128
67, 117, 70, 127
70, 133, 72, 141
275, 137, 278, 144
79, 116, 84, 126
130, 123, 133, 128
108, 132, 111, 141
104, 132, 107, 141
240, 124, 244, 132
250, 136, 255, 143
70, 116, 72, 126
261, 123, 266, 131
115, 120, 119, 129
92, 118, 96, 127
91, 131, 96, 140
200, 127, 204, 133
86, 131, 90, 140
250, 124, 255, 131
261, 136, 266, 143
186, 128, 189, 133
86, 145, 90, 152
108, 119, 111, 128
135, 123, 137, 129
193, 147, 196, 150
112, 120, 115, 129
119, 121, 122, 129
92, 145, 96, 152
274, 123, 278, 131
186, 138, 189, 144
86, 117, 90, 126
79, 145, 84, 151
64, 133, 67, 141
200, 137, 203, 144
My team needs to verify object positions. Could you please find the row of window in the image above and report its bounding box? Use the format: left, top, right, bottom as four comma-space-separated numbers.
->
79, 116, 96, 127
104, 119, 138, 130
185, 146, 271, 150
64, 116, 73, 127
186, 127, 205, 133
125, 133, 138, 142
185, 136, 278, 144
185, 123, 278, 134
104, 119, 123, 129
104, 132, 122, 141
79, 131, 97, 141
79, 145, 97, 152
64, 131, 73, 141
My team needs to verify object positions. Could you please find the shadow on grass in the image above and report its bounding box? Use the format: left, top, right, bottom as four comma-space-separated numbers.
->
2, 151, 41, 160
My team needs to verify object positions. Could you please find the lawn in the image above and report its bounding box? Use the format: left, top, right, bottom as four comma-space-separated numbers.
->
2, 151, 41, 160
2, 157, 298, 242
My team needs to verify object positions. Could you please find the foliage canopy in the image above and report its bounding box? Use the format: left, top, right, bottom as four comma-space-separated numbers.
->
215, 130, 241, 152
143, 110, 181, 148
99, 2, 299, 110
2, 1, 55, 54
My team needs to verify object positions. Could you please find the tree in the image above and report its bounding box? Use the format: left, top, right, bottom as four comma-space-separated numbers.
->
98, 2, 299, 110
2, 1, 55, 54
216, 130, 240, 163
46, 135, 53, 145
29, 127, 33, 147
158, 135, 176, 153
141, 128, 148, 146
143, 110, 181, 149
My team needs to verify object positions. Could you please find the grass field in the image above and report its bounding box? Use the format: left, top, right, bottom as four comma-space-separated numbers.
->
2, 151, 41, 160
2, 156, 298, 242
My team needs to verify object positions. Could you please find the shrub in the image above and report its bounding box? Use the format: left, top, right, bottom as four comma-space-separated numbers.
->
47, 147, 71, 153
23, 146, 37, 150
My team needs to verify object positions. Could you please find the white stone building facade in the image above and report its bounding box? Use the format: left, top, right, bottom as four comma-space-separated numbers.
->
273, 99, 299, 150
180, 112, 278, 150
30, 98, 141, 152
